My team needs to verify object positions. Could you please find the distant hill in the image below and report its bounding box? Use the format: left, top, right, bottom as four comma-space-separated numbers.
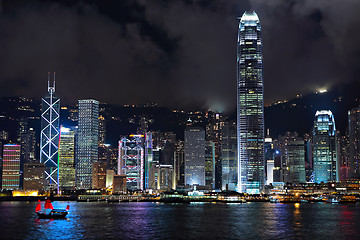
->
263, 81, 360, 138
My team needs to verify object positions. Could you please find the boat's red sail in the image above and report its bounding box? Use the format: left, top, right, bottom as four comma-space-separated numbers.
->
35, 203, 41, 212
66, 205, 70, 211
44, 199, 54, 210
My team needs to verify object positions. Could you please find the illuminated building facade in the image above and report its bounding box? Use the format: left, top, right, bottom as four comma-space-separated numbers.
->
76, 99, 99, 189
144, 132, 153, 189
40, 73, 60, 191
349, 106, 360, 179
221, 123, 238, 191
313, 110, 338, 183
118, 135, 144, 190
287, 140, 306, 183
2, 144, 21, 190
58, 127, 76, 189
237, 11, 265, 193
185, 127, 205, 186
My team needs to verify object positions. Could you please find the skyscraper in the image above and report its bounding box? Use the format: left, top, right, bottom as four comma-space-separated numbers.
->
185, 127, 205, 187
313, 110, 338, 183
2, 144, 21, 190
40, 73, 60, 191
76, 99, 99, 189
348, 106, 360, 179
58, 126, 76, 189
237, 11, 265, 193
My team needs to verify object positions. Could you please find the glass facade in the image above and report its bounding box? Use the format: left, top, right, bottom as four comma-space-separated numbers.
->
40, 76, 60, 191
59, 126, 76, 189
76, 99, 99, 189
185, 127, 205, 186
237, 11, 265, 193
313, 110, 338, 183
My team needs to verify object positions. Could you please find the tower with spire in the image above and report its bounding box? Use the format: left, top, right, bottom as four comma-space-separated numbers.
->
40, 72, 60, 192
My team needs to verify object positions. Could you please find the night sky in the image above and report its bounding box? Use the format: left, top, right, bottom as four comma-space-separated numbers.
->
0, 0, 359, 112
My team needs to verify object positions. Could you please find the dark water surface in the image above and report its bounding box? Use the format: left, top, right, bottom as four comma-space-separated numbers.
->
1, 201, 360, 239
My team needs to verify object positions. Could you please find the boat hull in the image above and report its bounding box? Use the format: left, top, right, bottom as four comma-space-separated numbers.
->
36, 209, 68, 219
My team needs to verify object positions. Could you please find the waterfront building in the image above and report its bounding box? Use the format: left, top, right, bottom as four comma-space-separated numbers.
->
118, 135, 144, 190
76, 99, 99, 189
113, 175, 127, 194
92, 162, 107, 189
106, 169, 115, 188
349, 106, 360, 179
313, 110, 338, 183
23, 163, 45, 192
144, 132, 153, 189
185, 127, 205, 187
237, 11, 265, 193
58, 127, 76, 189
40, 73, 60, 191
148, 164, 174, 191
221, 123, 238, 191
2, 144, 21, 190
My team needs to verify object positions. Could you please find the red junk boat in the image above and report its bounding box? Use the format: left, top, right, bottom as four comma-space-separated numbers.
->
35, 199, 69, 219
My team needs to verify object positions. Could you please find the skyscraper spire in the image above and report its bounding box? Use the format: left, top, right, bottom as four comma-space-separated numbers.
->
47, 72, 56, 94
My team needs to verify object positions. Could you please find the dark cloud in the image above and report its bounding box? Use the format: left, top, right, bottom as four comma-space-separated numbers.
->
0, 0, 359, 112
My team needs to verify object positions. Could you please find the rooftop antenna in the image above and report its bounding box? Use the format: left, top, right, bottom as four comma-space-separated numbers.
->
47, 72, 56, 94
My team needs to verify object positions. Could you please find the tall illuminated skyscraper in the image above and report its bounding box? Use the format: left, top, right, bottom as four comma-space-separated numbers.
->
40, 73, 60, 191
313, 110, 338, 183
59, 126, 76, 189
237, 11, 265, 193
185, 127, 205, 187
76, 99, 99, 189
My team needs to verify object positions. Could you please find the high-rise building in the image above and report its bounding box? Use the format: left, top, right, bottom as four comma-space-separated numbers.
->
40, 73, 60, 191
174, 141, 185, 188
185, 127, 205, 187
349, 106, 360, 179
23, 163, 45, 192
221, 123, 238, 191
287, 140, 306, 184
237, 11, 265, 193
118, 135, 144, 190
76, 99, 99, 189
313, 110, 338, 183
2, 144, 21, 190
58, 127, 76, 189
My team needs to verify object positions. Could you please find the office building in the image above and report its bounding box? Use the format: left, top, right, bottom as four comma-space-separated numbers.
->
313, 110, 338, 183
2, 144, 21, 190
185, 127, 205, 186
118, 135, 144, 190
58, 127, 76, 189
237, 11, 265, 193
205, 141, 215, 189
287, 140, 306, 183
76, 99, 99, 189
92, 162, 106, 189
23, 163, 45, 192
40, 73, 60, 191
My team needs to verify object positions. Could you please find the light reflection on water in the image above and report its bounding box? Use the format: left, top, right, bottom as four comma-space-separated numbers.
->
1, 201, 360, 239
